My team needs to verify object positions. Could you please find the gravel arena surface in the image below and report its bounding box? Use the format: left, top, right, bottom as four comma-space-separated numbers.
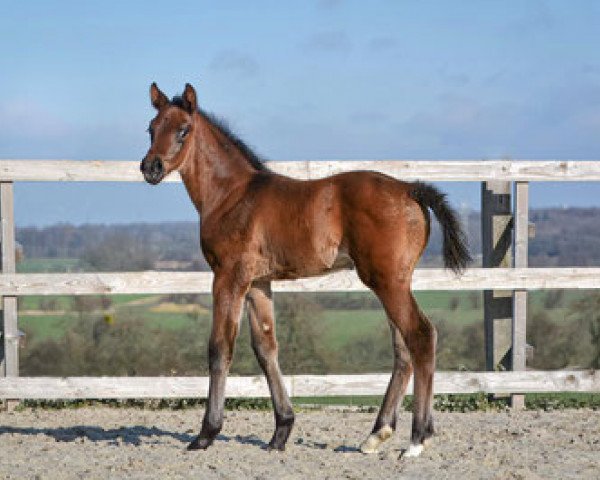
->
0, 407, 598, 479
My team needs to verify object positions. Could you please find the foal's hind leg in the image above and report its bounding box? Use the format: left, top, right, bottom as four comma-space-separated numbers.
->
405, 294, 437, 457
360, 323, 413, 453
188, 274, 247, 451
363, 284, 436, 457
246, 282, 295, 451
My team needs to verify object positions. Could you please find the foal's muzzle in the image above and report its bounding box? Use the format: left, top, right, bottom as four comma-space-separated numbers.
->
141, 156, 164, 185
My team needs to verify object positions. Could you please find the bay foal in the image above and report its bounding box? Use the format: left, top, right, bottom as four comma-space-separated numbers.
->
140, 83, 470, 457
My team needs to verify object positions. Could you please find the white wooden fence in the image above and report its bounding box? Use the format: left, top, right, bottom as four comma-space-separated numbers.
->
1, 159, 600, 400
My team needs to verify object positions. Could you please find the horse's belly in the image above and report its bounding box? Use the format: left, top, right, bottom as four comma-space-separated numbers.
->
259, 194, 347, 280
265, 250, 354, 281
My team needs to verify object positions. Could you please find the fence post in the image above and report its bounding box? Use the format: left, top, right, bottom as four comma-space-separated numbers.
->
0, 181, 18, 408
481, 181, 513, 371
512, 181, 529, 408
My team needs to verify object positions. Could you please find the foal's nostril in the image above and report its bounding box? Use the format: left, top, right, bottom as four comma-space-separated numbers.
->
151, 157, 164, 175
142, 156, 164, 184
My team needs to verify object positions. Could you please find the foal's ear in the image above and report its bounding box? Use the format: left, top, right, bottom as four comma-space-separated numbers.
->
182, 83, 198, 114
150, 82, 169, 110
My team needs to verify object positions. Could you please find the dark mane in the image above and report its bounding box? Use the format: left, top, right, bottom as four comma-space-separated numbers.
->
171, 96, 269, 172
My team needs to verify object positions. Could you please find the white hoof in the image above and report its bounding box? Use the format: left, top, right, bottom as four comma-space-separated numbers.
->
401, 443, 423, 458
359, 426, 393, 454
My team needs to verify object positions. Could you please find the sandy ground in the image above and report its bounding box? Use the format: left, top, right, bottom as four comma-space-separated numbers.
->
0, 406, 598, 479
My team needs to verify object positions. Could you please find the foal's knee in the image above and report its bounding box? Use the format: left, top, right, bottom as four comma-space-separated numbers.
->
429, 321, 437, 347
208, 338, 233, 373
392, 343, 412, 371
408, 317, 436, 358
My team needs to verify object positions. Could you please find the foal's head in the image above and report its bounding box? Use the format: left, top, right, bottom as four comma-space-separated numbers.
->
141, 83, 198, 184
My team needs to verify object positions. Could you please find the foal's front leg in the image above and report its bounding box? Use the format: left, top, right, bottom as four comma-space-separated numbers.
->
246, 282, 295, 451
188, 275, 247, 450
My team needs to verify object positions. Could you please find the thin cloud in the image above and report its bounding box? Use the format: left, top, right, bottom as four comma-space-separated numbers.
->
0, 99, 145, 158
504, 2, 556, 34
437, 66, 470, 87
303, 31, 352, 53
581, 63, 600, 75
0, 100, 70, 140
400, 84, 600, 158
348, 110, 389, 125
483, 69, 508, 86
316, 0, 345, 10
366, 36, 398, 53
209, 50, 259, 78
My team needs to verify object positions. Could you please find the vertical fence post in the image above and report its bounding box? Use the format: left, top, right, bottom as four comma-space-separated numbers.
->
512, 181, 529, 409
0, 181, 18, 407
481, 181, 513, 371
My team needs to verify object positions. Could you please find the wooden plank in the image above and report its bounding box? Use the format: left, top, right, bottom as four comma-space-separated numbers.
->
0, 183, 16, 272
0, 370, 598, 399
0, 182, 18, 379
0, 160, 146, 183
270, 160, 600, 182
481, 181, 513, 371
0, 268, 599, 296
291, 370, 600, 396
2, 160, 600, 182
512, 181, 529, 409
0, 271, 214, 296
439, 370, 600, 394
513, 182, 530, 270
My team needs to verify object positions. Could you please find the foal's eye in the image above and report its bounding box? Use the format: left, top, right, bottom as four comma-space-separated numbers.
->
177, 125, 190, 142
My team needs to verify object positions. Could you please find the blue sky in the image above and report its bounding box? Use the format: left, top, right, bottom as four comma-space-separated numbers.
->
1, 0, 600, 225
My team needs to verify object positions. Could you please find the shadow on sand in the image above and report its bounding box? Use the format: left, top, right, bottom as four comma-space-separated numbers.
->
0, 425, 362, 453
0, 425, 268, 449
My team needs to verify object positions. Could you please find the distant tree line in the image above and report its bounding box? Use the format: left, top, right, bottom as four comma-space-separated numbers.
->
16, 208, 600, 272
16, 222, 209, 271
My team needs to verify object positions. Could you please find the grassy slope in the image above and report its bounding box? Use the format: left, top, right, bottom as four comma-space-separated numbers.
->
20, 315, 74, 341
19, 290, 589, 347
16, 257, 81, 273
15, 256, 590, 348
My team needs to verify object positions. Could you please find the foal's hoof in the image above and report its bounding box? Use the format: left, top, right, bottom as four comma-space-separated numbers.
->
359, 426, 393, 454
266, 441, 286, 452
399, 443, 424, 458
187, 436, 213, 451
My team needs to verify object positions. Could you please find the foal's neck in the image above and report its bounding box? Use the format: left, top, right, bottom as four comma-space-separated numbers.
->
179, 112, 257, 218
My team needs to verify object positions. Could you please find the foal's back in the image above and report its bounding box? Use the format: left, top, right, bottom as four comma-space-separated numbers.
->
247, 170, 429, 282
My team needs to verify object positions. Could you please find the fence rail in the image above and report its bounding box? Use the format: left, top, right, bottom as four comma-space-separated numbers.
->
0, 268, 599, 296
2, 159, 600, 182
2, 159, 600, 401
1, 370, 598, 399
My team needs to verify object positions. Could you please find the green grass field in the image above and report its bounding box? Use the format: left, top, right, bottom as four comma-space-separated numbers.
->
20, 314, 75, 341
17, 257, 82, 273
16, 285, 591, 349
320, 309, 386, 349
19, 292, 483, 346
144, 311, 206, 331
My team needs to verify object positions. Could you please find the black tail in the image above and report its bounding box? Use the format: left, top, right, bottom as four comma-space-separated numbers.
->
410, 182, 472, 274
